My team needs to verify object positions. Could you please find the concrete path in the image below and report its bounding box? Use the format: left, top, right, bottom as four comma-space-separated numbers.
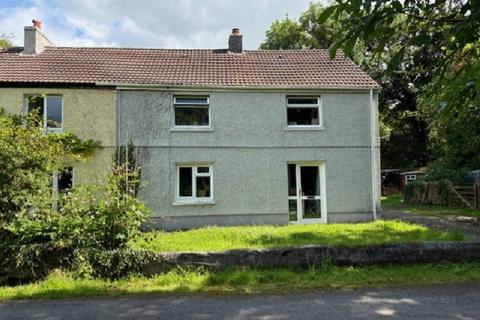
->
383, 211, 480, 240
1, 284, 479, 320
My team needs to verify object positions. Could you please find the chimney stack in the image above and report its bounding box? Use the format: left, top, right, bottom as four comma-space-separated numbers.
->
22, 19, 53, 55
228, 28, 242, 53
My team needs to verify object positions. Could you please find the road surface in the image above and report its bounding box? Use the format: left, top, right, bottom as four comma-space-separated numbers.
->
1, 284, 479, 319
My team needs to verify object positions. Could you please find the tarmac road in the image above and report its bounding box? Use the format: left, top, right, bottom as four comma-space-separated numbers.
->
1, 283, 479, 319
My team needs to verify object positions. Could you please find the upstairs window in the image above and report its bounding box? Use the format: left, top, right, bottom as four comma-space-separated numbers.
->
173, 96, 210, 127
27, 95, 63, 133
287, 96, 321, 127
177, 164, 213, 203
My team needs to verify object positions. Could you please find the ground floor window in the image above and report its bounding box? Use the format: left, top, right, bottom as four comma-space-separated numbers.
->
287, 162, 326, 223
52, 167, 74, 211
52, 167, 74, 193
176, 164, 213, 203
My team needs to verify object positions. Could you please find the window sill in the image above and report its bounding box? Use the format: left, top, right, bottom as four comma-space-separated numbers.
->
284, 126, 325, 131
46, 128, 64, 134
173, 200, 216, 206
170, 127, 213, 132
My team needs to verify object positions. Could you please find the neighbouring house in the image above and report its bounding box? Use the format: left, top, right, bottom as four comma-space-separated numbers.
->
0, 22, 381, 229
400, 170, 427, 186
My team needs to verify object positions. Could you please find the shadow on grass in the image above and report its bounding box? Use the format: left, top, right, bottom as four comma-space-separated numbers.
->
244, 224, 463, 249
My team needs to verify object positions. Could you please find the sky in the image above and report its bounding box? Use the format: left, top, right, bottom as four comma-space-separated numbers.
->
0, 0, 319, 49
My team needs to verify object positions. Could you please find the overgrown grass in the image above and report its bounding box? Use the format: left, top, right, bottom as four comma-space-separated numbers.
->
2, 262, 480, 301
382, 194, 480, 217
132, 220, 464, 253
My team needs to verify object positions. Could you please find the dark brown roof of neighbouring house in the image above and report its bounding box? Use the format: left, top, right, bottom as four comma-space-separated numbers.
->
0, 47, 378, 89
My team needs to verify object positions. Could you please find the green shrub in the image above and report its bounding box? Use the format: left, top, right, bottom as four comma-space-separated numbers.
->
85, 248, 158, 279
94, 170, 148, 250
0, 109, 149, 284
0, 109, 99, 225
0, 175, 149, 284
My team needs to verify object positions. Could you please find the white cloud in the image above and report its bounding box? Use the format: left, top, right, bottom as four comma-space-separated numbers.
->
0, 0, 322, 49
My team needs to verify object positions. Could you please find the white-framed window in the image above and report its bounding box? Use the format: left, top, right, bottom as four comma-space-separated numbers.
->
405, 175, 416, 183
176, 164, 214, 203
26, 95, 63, 133
52, 167, 74, 194
52, 167, 74, 211
286, 96, 322, 127
173, 96, 210, 128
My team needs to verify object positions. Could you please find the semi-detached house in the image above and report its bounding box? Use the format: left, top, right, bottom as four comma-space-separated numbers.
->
0, 22, 381, 229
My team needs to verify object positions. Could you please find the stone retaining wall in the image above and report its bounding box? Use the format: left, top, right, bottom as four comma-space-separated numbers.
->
139, 242, 480, 276
4, 242, 480, 284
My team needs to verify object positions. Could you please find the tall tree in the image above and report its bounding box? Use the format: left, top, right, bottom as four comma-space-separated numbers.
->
0, 33, 13, 48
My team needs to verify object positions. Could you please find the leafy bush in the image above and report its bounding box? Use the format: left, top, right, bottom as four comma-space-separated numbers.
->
0, 175, 149, 284
0, 109, 149, 284
93, 170, 148, 250
0, 109, 99, 225
85, 248, 158, 279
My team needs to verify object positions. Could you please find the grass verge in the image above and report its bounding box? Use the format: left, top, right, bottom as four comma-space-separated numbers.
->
132, 220, 465, 253
382, 194, 480, 217
1, 262, 480, 301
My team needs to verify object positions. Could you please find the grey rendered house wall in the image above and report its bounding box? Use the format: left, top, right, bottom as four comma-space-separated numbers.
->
117, 89, 379, 229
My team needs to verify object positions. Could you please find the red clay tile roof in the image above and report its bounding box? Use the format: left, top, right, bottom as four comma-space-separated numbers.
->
0, 47, 378, 89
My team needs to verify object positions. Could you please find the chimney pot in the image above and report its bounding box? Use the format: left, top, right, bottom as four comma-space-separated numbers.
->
32, 19, 42, 30
228, 27, 243, 53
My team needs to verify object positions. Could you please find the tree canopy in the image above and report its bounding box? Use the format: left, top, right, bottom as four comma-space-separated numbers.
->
0, 33, 13, 48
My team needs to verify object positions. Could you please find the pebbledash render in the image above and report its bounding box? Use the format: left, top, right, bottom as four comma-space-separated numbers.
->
0, 23, 381, 230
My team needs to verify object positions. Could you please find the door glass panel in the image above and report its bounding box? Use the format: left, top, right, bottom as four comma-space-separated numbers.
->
288, 199, 297, 221
179, 167, 193, 197
300, 166, 320, 196
287, 164, 296, 196
196, 176, 211, 198
302, 200, 321, 219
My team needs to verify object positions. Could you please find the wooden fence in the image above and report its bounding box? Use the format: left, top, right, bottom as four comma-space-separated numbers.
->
449, 184, 480, 209
404, 181, 480, 209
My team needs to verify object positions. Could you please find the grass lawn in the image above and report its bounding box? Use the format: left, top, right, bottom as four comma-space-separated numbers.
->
382, 194, 480, 217
132, 220, 465, 253
2, 262, 480, 301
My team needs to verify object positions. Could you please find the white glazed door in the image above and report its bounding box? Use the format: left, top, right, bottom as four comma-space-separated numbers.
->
288, 163, 327, 224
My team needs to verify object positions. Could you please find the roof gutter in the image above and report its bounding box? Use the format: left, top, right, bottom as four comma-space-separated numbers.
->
95, 82, 380, 92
